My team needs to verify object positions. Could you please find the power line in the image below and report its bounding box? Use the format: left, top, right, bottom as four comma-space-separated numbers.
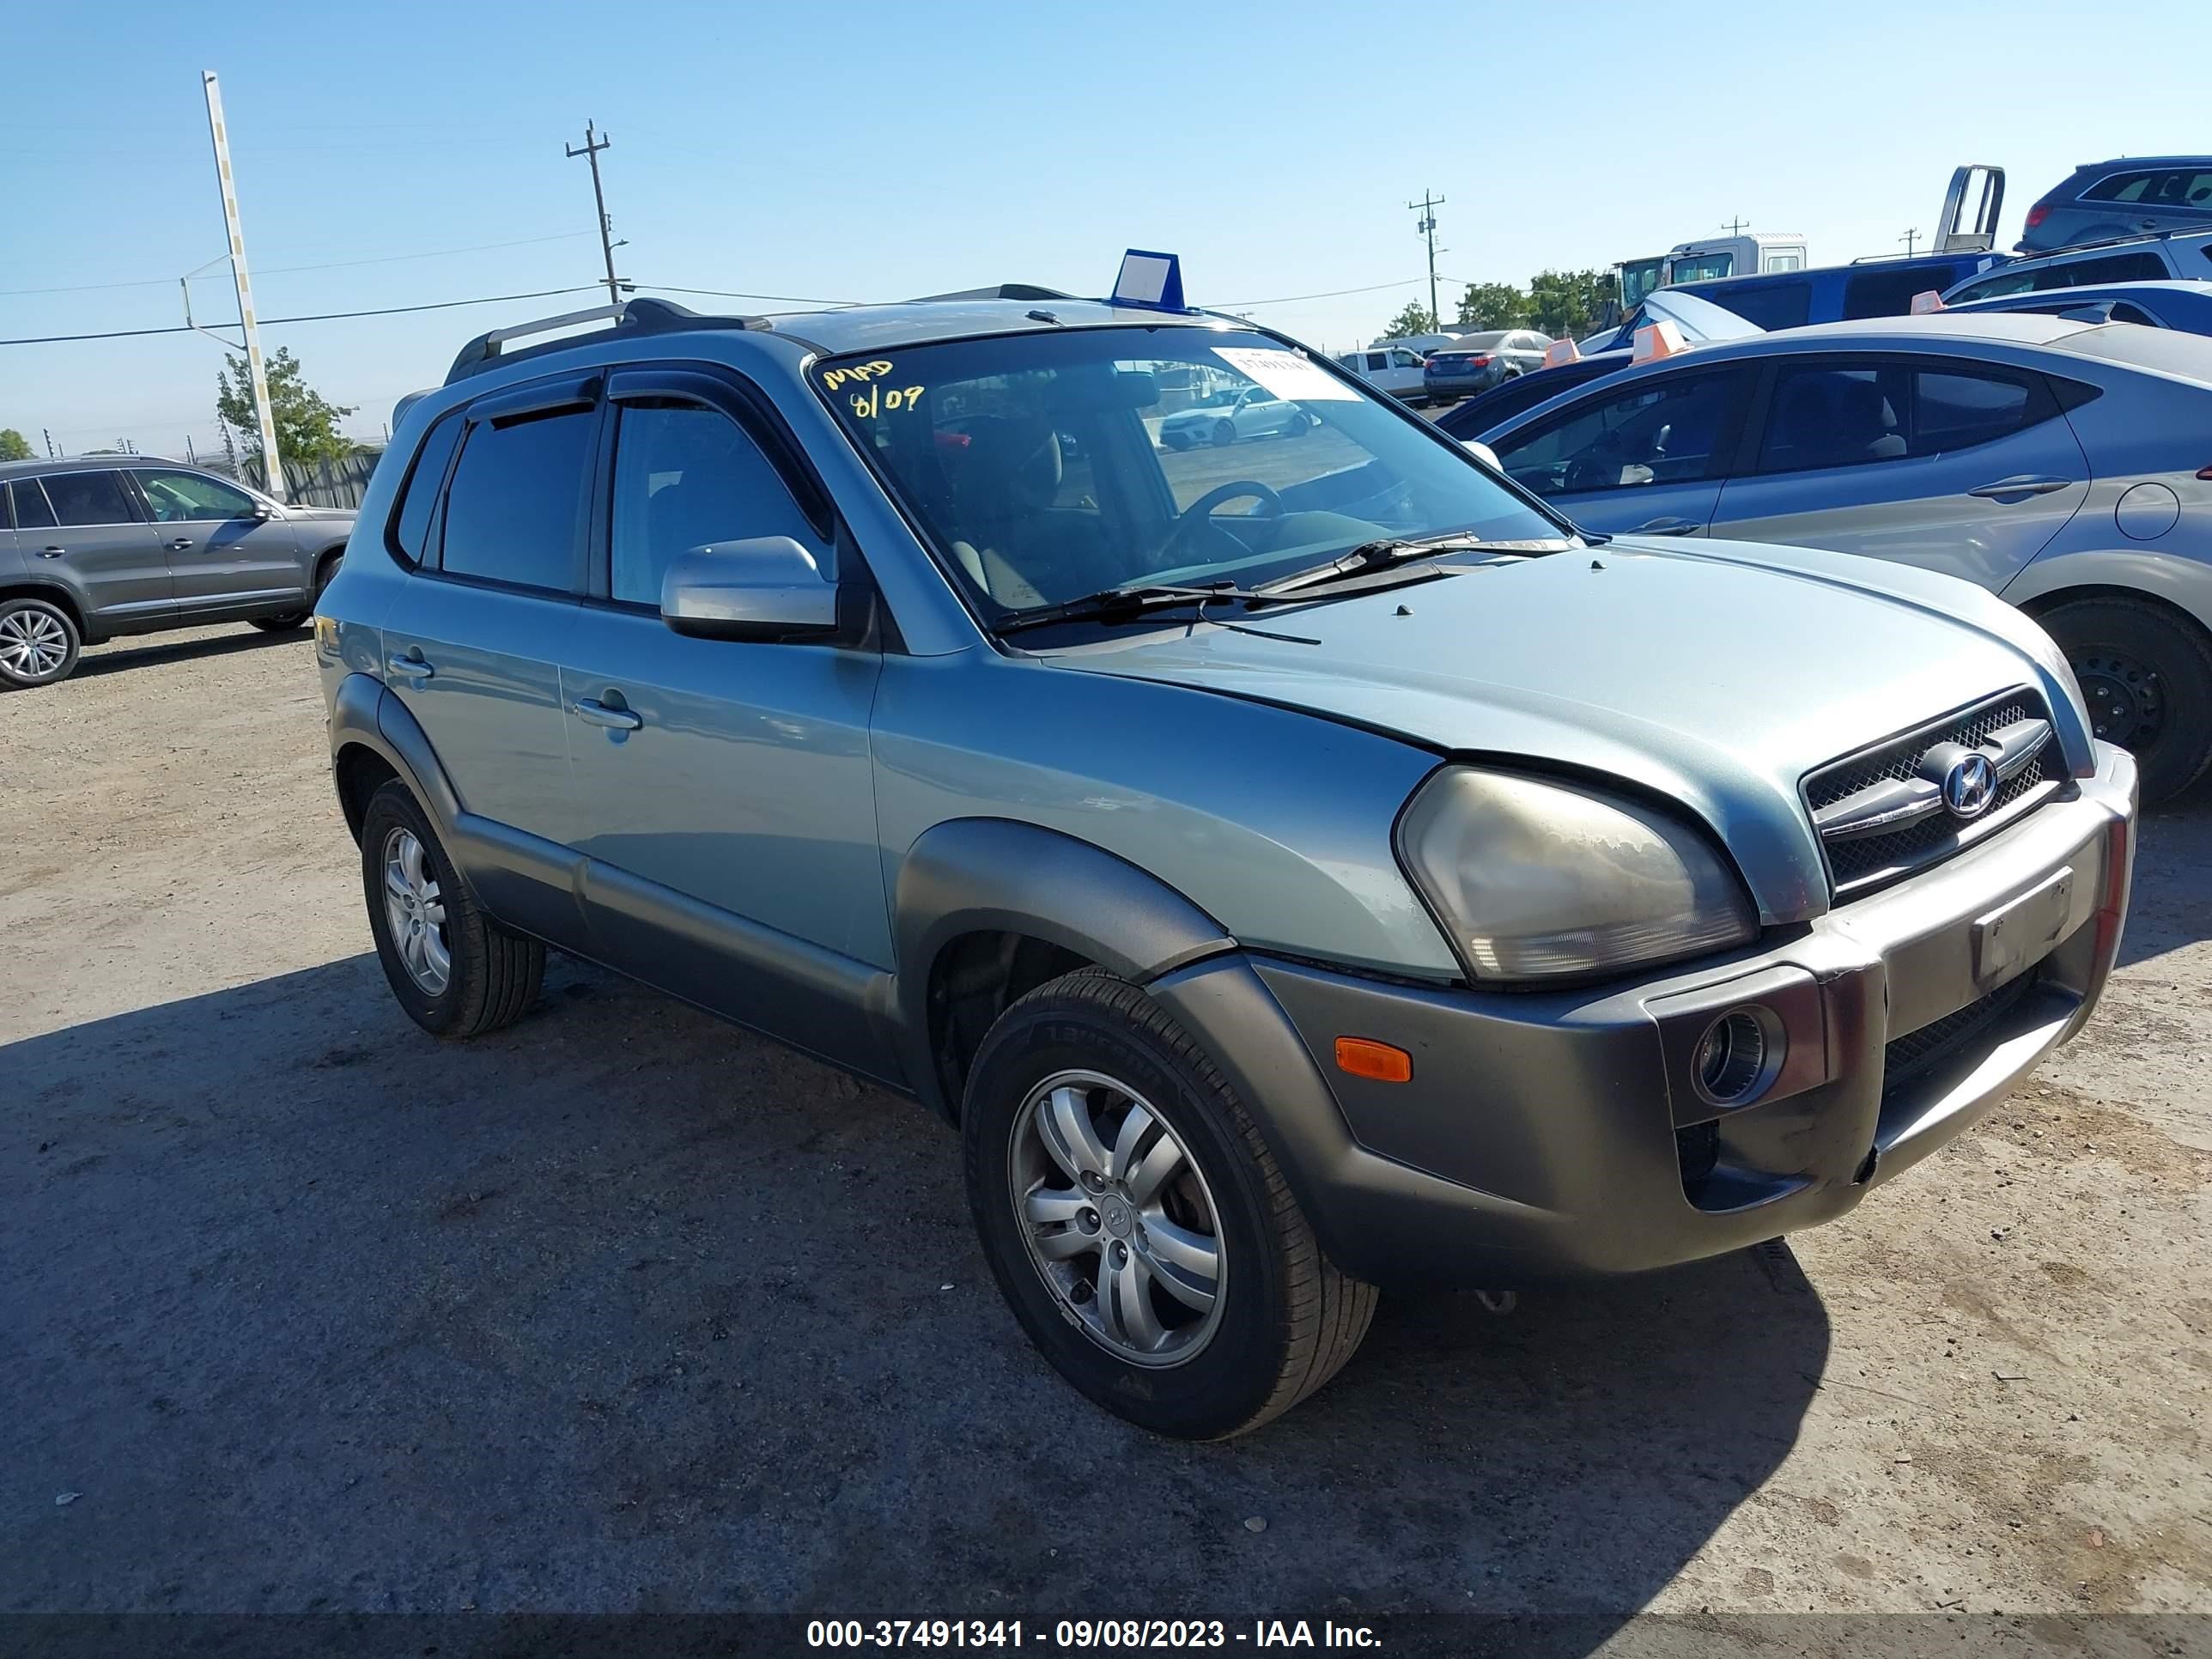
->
1217, 276, 1425, 309
635, 282, 868, 307
0, 231, 598, 298
0, 283, 604, 347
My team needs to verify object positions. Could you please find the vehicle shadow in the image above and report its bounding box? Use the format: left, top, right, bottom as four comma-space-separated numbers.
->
71, 625, 307, 679
2118, 780, 2212, 970
1, 953, 1824, 1641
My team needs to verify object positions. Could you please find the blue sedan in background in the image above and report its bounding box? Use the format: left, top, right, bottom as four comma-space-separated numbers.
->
1941, 279, 2212, 337
1475, 312, 2212, 801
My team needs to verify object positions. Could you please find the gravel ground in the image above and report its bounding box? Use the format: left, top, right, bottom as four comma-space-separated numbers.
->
2, 623, 2207, 1642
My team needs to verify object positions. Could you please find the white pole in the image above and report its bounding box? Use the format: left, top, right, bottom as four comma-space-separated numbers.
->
201, 71, 285, 501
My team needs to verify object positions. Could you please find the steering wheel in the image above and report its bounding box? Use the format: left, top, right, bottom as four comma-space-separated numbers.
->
1158, 480, 1286, 565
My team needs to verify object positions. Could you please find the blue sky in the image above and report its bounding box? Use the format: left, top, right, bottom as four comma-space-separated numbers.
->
4, 0, 2209, 459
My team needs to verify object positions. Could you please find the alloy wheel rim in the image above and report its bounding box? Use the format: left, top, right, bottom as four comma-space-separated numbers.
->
2075, 653, 2163, 750
1008, 1069, 1226, 1368
0, 611, 69, 679
380, 827, 452, 994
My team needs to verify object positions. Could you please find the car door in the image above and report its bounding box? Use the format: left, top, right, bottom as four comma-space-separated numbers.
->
128, 466, 307, 614
377, 380, 595, 948
557, 367, 890, 1060
1234, 386, 1286, 436
1709, 354, 2089, 592
7, 470, 173, 630
1486, 364, 1757, 538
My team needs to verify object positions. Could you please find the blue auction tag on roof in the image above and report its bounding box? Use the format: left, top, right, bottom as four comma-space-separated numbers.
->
1112, 250, 1186, 312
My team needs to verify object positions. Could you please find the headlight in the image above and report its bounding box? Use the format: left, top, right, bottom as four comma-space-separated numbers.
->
1396, 768, 1757, 981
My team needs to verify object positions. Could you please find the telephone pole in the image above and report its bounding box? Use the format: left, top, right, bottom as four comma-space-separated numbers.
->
1899, 228, 1921, 257
200, 71, 285, 501
1407, 191, 1444, 330
1721, 216, 1750, 237
567, 122, 625, 310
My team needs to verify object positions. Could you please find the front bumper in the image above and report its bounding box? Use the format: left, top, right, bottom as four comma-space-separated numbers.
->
1149, 743, 2137, 1289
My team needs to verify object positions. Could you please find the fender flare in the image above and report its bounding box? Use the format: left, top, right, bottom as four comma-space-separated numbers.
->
890, 818, 1237, 1111
329, 672, 463, 842
2002, 545, 2212, 640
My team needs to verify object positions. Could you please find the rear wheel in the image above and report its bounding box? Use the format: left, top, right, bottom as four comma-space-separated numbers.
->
0, 598, 81, 688
360, 781, 544, 1036
963, 969, 1376, 1438
254, 550, 343, 632
2042, 595, 2212, 803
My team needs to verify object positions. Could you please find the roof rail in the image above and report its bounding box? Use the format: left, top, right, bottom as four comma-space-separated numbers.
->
443, 295, 771, 386
2016, 227, 2184, 259
908, 283, 1075, 303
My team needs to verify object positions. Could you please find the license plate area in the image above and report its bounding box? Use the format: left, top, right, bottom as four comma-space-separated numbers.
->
1972, 866, 2075, 987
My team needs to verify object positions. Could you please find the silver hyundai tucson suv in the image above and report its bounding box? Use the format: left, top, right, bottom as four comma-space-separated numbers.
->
317, 291, 2136, 1437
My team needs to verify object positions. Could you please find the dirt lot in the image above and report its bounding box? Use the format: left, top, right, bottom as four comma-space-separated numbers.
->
3, 623, 2208, 1643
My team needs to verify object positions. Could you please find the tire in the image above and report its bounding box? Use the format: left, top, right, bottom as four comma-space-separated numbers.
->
360, 780, 544, 1037
253, 550, 343, 633
1211, 420, 1237, 448
1285, 412, 1311, 437
0, 597, 82, 689
1161, 432, 1191, 453
2041, 595, 2212, 804
963, 969, 1376, 1439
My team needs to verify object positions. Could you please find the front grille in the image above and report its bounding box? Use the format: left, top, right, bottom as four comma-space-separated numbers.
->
1881, 972, 2039, 1101
1804, 692, 2062, 896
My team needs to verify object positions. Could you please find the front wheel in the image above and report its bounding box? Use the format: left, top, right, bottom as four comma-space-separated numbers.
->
963, 969, 1376, 1438
1211, 420, 1237, 448
2042, 596, 2212, 803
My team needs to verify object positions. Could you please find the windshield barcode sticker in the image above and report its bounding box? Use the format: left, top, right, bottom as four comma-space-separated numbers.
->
1212, 346, 1359, 403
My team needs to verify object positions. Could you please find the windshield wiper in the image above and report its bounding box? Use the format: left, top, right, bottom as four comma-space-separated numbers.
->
1255, 532, 1576, 599
989, 582, 1318, 644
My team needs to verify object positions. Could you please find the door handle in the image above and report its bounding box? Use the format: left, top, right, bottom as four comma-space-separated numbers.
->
572, 697, 642, 732
1967, 475, 2073, 500
1629, 516, 1701, 534
37, 545, 65, 558
386, 654, 434, 682
167, 538, 195, 550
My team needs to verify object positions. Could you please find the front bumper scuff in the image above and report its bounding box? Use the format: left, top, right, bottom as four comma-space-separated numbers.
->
1149, 742, 2137, 1290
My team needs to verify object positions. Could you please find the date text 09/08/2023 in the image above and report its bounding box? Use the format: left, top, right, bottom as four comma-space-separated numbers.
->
805, 1619, 1382, 1649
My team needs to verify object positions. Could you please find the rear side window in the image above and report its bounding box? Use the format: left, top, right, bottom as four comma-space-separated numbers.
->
2084, 168, 2212, 206
439, 409, 595, 591
389, 412, 464, 566
1756, 362, 2045, 473
42, 471, 134, 526
9, 478, 58, 531
609, 403, 825, 607
2067, 252, 2169, 286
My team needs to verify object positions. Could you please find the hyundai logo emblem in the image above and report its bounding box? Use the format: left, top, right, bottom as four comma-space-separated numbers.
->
1942, 752, 1998, 820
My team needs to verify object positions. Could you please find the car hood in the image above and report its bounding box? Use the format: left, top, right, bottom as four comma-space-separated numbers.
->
1040, 536, 2092, 923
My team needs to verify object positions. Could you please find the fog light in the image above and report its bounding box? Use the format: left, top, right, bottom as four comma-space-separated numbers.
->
1692, 1008, 1778, 1106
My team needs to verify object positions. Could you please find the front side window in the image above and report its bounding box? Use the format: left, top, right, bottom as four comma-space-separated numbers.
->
134, 468, 257, 521
610, 402, 825, 606
815, 328, 1562, 615
438, 408, 595, 591
9, 479, 58, 531
41, 471, 134, 527
1495, 371, 1742, 496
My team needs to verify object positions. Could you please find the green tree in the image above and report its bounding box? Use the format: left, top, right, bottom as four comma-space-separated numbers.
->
1455, 282, 1529, 330
0, 428, 33, 462
215, 347, 357, 470
1525, 268, 1616, 339
1378, 301, 1437, 341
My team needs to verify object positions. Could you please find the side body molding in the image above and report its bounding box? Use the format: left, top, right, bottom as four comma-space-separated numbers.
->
891, 819, 1238, 1115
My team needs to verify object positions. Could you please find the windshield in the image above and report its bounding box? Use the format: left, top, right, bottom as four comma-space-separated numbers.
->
815, 327, 1563, 617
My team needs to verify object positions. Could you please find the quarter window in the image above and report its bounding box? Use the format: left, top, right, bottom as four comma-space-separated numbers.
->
439, 408, 595, 591
41, 471, 134, 527
134, 468, 257, 521
9, 478, 58, 531
390, 412, 464, 566
1495, 371, 1742, 495
609, 403, 825, 607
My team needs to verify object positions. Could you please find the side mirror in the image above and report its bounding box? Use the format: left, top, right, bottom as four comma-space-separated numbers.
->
660, 537, 844, 641
1462, 440, 1501, 471
253, 503, 275, 521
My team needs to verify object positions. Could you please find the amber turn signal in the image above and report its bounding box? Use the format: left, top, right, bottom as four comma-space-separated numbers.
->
1334, 1036, 1413, 1084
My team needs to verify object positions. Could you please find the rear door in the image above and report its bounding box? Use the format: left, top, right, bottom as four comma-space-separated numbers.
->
9, 470, 172, 630
1710, 353, 2089, 592
377, 380, 596, 945
1486, 363, 1758, 538
128, 466, 307, 613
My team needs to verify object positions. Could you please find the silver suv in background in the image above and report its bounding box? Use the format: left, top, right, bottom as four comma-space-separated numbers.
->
1942, 229, 2212, 307
0, 458, 353, 687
